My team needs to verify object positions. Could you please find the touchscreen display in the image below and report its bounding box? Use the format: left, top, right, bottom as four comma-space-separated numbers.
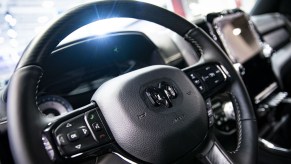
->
213, 12, 277, 102
214, 13, 262, 63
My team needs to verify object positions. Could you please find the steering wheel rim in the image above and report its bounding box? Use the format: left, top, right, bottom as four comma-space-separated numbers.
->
7, 1, 257, 164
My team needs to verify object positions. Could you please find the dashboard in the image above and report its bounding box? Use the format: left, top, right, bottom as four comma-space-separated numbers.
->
35, 31, 189, 116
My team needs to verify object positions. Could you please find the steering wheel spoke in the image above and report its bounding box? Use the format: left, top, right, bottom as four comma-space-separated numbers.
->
42, 102, 115, 163
198, 134, 233, 164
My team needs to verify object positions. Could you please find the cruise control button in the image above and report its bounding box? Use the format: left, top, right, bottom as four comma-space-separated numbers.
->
67, 131, 80, 141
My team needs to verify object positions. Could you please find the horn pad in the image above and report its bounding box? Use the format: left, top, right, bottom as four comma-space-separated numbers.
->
92, 65, 208, 163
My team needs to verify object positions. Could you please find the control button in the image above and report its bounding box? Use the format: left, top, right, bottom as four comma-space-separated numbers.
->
206, 99, 212, 109
65, 123, 72, 128
202, 75, 210, 81
98, 132, 108, 141
208, 109, 213, 117
197, 85, 205, 92
74, 144, 82, 150
209, 116, 215, 127
67, 131, 80, 142
205, 66, 211, 71
193, 79, 201, 85
79, 127, 89, 137
214, 79, 221, 84
92, 122, 102, 131
88, 113, 96, 121
190, 73, 197, 80
56, 134, 68, 146
209, 72, 215, 78
61, 136, 98, 156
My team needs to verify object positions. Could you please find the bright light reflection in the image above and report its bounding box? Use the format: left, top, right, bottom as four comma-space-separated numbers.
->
7, 29, 17, 38
34, 26, 44, 34
60, 18, 137, 44
38, 16, 49, 24
232, 28, 242, 36
4, 14, 13, 22
137, 0, 165, 7
0, 37, 5, 44
8, 18, 17, 26
4, 14, 17, 26
9, 39, 18, 47
42, 1, 55, 8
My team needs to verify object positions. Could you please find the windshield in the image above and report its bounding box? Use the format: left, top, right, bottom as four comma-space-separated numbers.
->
0, 0, 256, 89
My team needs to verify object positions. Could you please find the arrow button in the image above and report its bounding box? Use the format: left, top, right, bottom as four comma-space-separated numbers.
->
65, 123, 72, 128
75, 144, 81, 150
79, 127, 90, 137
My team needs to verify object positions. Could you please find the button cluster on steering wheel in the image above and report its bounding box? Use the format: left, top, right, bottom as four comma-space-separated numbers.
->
53, 110, 110, 156
184, 64, 228, 96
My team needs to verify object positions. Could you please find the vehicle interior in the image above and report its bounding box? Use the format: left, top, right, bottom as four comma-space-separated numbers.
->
1, 0, 291, 163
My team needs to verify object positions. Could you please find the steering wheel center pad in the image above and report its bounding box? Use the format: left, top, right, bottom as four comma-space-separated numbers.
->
92, 65, 208, 162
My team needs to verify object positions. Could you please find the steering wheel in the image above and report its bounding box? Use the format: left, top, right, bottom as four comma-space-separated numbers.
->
7, 1, 257, 164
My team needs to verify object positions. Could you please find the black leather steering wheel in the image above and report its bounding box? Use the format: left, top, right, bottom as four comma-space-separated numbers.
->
7, 1, 257, 164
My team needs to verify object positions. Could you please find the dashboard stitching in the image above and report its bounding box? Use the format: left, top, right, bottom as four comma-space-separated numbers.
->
228, 93, 242, 154
35, 72, 44, 112
184, 29, 204, 56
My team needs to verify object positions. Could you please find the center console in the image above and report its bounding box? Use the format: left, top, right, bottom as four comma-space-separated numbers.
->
205, 10, 291, 158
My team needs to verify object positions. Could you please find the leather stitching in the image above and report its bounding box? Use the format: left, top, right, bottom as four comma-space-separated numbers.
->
35, 72, 43, 112
228, 92, 242, 154
184, 29, 204, 56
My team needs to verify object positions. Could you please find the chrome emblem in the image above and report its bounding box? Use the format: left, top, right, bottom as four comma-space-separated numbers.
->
145, 82, 177, 108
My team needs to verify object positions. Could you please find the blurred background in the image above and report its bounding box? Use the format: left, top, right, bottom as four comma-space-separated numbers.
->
0, 0, 256, 88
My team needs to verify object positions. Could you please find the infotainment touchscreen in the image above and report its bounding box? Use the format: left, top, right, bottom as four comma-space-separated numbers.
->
213, 12, 278, 103
213, 13, 262, 63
